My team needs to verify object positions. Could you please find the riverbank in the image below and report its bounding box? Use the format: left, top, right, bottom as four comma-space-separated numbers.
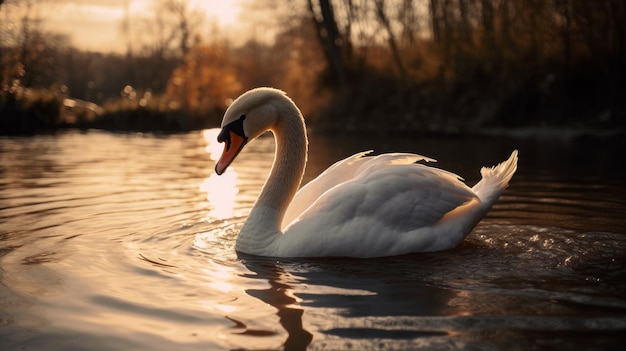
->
2, 66, 624, 137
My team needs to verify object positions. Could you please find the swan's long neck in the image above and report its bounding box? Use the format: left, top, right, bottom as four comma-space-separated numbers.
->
236, 103, 307, 255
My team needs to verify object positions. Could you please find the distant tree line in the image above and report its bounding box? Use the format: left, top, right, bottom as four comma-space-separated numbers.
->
300, 0, 625, 132
0, 0, 191, 104
1, 0, 624, 134
302, 0, 625, 82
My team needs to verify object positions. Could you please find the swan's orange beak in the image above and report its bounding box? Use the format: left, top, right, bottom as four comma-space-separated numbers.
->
216, 131, 246, 175
215, 116, 248, 175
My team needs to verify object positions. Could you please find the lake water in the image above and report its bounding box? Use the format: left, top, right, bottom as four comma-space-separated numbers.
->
1, 129, 625, 350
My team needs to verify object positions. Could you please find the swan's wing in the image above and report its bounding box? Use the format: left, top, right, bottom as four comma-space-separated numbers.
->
281, 163, 477, 257
283, 151, 370, 227
283, 152, 436, 227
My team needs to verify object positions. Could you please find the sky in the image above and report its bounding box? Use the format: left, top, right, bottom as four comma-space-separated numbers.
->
39, 0, 244, 53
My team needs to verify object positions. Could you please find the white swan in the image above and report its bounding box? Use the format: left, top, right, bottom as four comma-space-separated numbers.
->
215, 87, 518, 258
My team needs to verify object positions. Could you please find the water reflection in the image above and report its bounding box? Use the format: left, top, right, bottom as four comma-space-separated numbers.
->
238, 235, 626, 349
1, 130, 625, 350
202, 129, 223, 161
238, 255, 466, 350
199, 129, 238, 219
199, 170, 238, 219
240, 256, 313, 350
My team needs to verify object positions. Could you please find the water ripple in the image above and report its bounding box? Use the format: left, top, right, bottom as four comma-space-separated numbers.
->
1, 130, 625, 350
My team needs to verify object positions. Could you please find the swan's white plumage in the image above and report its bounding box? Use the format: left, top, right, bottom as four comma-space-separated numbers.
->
282, 152, 436, 227
216, 87, 518, 258
281, 163, 479, 257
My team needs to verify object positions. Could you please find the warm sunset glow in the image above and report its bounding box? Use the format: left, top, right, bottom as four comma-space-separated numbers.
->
39, 0, 243, 53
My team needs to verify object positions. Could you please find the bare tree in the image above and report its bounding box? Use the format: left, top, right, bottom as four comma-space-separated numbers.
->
0, 0, 53, 89
122, 0, 203, 59
374, 0, 407, 76
306, 0, 347, 87
163, 0, 204, 56
429, 0, 442, 43
118, 0, 205, 94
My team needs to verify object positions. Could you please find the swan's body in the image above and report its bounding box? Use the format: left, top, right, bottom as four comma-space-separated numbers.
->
216, 88, 518, 258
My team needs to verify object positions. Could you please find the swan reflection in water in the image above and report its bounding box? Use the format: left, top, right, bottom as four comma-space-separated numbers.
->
238, 256, 313, 350
236, 254, 462, 351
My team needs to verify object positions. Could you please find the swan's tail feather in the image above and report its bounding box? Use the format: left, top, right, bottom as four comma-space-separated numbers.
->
472, 150, 518, 206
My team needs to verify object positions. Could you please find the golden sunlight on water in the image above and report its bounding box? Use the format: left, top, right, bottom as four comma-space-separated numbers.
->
202, 264, 238, 313
200, 129, 240, 219
1, 130, 625, 351
203, 128, 224, 161
200, 170, 239, 220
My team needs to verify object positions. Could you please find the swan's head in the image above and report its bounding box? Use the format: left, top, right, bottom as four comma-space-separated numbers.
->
215, 87, 291, 175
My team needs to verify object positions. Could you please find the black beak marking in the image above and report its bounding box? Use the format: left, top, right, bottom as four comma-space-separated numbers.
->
218, 115, 246, 151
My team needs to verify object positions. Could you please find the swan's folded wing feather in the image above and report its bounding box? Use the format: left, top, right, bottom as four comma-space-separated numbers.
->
281, 164, 477, 257
283, 152, 436, 227
283, 151, 371, 226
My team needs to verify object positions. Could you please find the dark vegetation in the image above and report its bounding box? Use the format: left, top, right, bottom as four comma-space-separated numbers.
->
1, 0, 624, 136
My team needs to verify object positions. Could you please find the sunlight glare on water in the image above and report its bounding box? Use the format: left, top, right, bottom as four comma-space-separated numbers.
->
1, 130, 625, 350
200, 128, 240, 219
203, 128, 224, 161
199, 170, 239, 220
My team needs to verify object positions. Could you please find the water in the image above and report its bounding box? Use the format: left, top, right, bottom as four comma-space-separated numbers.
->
1, 129, 625, 350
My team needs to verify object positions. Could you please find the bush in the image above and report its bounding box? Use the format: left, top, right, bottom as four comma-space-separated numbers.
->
0, 87, 63, 135
87, 93, 222, 132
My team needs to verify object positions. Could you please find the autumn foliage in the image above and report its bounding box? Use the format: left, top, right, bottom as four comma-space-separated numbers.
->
1, 0, 624, 134
167, 40, 241, 114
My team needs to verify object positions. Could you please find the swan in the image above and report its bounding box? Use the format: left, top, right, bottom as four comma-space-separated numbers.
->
215, 87, 518, 258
